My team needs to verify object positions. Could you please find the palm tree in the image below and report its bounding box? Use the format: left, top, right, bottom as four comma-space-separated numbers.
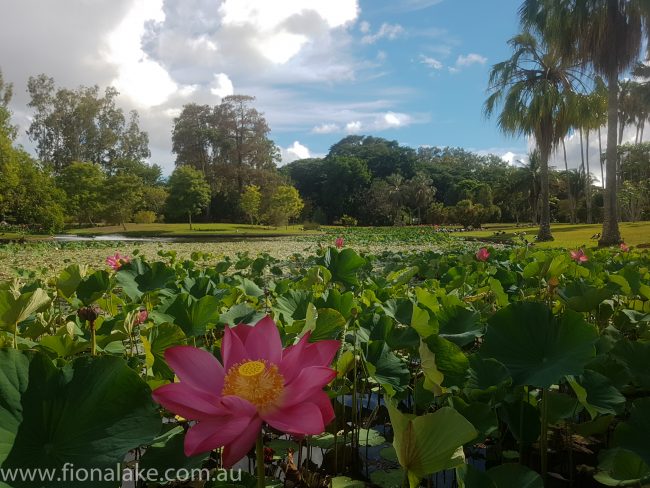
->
485, 31, 582, 241
520, 0, 650, 246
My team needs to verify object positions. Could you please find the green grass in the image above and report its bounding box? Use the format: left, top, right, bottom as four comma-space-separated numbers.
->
65, 222, 319, 237
461, 221, 650, 249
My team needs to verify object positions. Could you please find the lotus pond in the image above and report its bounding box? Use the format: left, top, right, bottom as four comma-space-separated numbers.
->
0, 240, 649, 487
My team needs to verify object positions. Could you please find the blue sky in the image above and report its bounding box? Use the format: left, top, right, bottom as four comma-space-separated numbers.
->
1, 0, 535, 172
277, 0, 527, 162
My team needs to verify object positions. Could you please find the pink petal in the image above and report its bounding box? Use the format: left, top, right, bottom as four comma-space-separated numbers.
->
281, 366, 336, 407
311, 390, 335, 426
222, 325, 248, 371
165, 346, 225, 395
183, 396, 258, 457
263, 402, 325, 435
152, 382, 223, 420
242, 316, 283, 365
184, 412, 256, 457
280, 334, 339, 383
222, 417, 263, 468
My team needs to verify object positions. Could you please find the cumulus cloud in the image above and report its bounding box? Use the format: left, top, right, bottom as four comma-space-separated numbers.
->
361, 23, 404, 44
345, 121, 363, 133
280, 140, 312, 164
449, 53, 487, 73
142, 0, 360, 86
419, 54, 443, 70
210, 73, 234, 98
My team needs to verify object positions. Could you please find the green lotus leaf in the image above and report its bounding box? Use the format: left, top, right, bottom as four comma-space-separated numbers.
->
0, 349, 161, 487
0, 288, 50, 333
486, 464, 543, 487
164, 293, 220, 337
322, 248, 366, 287
76, 270, 111, 305
387, 401, 476, 488
594, 448, 650, 487
142, 322, 187, 379
480, 302, 598, 388
567, 369, 625, 418
614, 398, 650, 466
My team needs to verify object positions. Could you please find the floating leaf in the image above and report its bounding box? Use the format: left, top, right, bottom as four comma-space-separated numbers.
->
480, 302, 598, 388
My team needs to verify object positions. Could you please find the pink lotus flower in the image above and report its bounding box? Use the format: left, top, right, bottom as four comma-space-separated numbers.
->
335, 237, 344, 249
570, 248, 588, 263
475, 247, 490, 262
134, 309, 148, 325
620, 242, 630, 252
152, 316, 339, 467
106, 252, 130, 270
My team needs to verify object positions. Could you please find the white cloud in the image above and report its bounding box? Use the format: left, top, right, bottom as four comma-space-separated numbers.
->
419, 54, 443, 70
209, 73, 234, 98
281, 140, 312, 164
450, 53, 487, 73
220, 0, 359, 30
311, 111, 415, 135
361, 23, 404, 44
377, 111, 411, 129
106, 0, 178, 107
346, 121, 363, 133
312, 123, 341, 134
456, 53, 487, 67
359, 21, 371, 33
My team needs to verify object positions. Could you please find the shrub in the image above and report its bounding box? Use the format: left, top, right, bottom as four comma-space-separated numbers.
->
302, 222, 321, 231
134, 210, 157, 224
340, 214, 358, 227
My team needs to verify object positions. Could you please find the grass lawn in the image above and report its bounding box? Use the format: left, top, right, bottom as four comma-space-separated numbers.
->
462, 221, 650, 249
65, 222, 318, 237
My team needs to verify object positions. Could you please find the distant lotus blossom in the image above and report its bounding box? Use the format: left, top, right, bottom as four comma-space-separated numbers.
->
152, 316, 339, 467
135, 309, 148, 325
570, 248, 588, 263
620, 242, 630, 252
106, 252, 130, 270
335, 237, 344, 249
475, 247, 490, 262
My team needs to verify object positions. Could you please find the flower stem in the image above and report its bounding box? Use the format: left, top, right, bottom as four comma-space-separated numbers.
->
256, 429, 264, 488
540, 387, 549, 482
90, 320, 96, 356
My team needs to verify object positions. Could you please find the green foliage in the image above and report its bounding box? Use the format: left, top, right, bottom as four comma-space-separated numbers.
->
102, 173, 144, 228
134, 210, 157, 224
241, 184, 262, 224
267, 185, 304, 227
387, 401, 476, 487
0, 350, 160, 486
57, 162, 105, 225
164, 166, 211, 227
27, 74, 150, 174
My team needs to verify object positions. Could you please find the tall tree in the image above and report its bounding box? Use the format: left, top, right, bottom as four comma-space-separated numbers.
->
521, 0, 650, 245
485, 31, 582, 241
212, 95, 278, 193
26, 75, 150, 174
164, 166, 211, 230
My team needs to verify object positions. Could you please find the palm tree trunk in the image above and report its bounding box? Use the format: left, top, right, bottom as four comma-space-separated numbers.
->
537, 146, 553, 241
562, 139, 575, 224
641, 119, 645, 143
598, 126, 605, 189
585, 131, 592, 223
188, 211, 193, 231
599, 45, 622, 246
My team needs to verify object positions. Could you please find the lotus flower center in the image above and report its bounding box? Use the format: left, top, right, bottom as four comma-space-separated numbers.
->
222, 360, 284, 409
